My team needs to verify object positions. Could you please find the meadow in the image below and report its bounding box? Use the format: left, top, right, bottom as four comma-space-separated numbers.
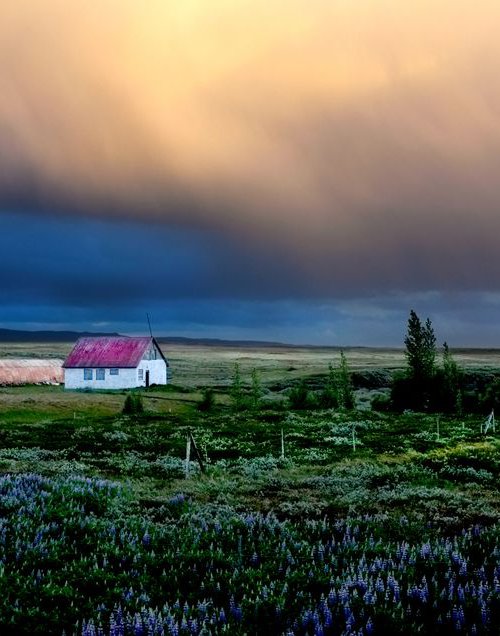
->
2, 343, 500, 635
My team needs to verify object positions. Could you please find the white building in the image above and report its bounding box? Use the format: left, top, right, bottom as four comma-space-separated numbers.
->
63, 336, 169, 390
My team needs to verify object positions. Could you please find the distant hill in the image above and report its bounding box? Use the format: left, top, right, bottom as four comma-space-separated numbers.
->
0, 328, 316, 349
0, 328, 403, 350
156, 336, 291, 348
0, 328, 121, 342
0, 328, 294, 348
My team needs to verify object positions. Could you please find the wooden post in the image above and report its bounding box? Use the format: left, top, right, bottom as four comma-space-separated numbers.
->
185, 433, 191, 479
436, 416, 440, 441
352, 422, 356, 453
280, 428, 285, 460
188, 429, 205, 474
483, 410, 494, 435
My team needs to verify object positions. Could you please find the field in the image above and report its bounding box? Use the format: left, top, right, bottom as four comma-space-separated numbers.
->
2, 343, 500, 635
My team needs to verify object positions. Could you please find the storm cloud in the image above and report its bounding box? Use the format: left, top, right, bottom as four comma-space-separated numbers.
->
2, 1, 500, 341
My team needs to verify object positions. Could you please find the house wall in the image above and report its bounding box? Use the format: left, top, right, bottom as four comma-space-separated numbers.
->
136, 359, 167, 386
64, 359, 167, 390
64, 367, 139, 390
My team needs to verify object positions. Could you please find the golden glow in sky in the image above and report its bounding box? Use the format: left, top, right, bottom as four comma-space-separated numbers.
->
1, 0, 500, 252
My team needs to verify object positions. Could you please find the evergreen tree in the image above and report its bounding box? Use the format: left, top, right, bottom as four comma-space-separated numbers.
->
404, 310, 436, 382
320, 362, 338, 408
250, 368, 263, 410
230, 362, 244, 411
423, 318, 437, 379
122, 392, 144, 415
400, 310, 437, 411
442, 341, 462, 413
336, 351, 355, 410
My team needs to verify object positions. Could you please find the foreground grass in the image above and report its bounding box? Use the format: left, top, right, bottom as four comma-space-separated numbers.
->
1, 382, 500, 633
2, 473, 500, 635
0, 391, 499, 525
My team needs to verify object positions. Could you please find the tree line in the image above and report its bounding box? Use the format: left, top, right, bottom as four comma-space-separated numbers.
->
375, 309, 500, 415
198, 352, 355, 413
197, 309, 500, 415
387, 309, 463, 413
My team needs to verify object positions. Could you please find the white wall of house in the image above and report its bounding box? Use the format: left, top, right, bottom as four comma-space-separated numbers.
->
64, 367, 139, 390
136, 359, 167, 387
64, 360, 167, 390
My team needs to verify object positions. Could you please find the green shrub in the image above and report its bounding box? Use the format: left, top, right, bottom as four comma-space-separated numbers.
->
371, 393, 391, 412
288, 380, 316, 410
122, 392, 144, 415
198, 387, 216, 412
318, 385, 338, 408
480, 375, 500, 413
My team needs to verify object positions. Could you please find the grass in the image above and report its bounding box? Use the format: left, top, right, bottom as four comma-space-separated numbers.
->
2, 343, 500, 633
6, 340, 500, 386
0, 383, 498, 525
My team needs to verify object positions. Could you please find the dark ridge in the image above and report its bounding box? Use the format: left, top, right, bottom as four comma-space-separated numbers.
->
5, 328, 497, 352
156, 336, 290, 348
0, 328, 120, 342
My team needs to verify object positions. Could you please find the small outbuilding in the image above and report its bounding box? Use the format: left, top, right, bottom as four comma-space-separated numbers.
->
0, 359, 64, 386
63, 336, 168, 390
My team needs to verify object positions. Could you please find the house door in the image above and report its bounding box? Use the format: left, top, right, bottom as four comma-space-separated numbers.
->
145, 370, 150, 388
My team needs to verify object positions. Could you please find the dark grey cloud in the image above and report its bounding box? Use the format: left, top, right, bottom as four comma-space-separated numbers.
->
2, 210, 500, 345
2, 1, 500, 343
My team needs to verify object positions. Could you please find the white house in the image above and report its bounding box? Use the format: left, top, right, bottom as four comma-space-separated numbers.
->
63, 336, 169, 390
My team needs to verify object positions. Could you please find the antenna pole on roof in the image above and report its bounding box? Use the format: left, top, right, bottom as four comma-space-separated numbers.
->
146, 313, 153, 338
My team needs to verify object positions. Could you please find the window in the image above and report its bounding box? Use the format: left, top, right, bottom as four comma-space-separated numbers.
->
84, 368, 93, 381
138, 368, 144, 381
110, 368, 119, 376
96, 369, 105, 380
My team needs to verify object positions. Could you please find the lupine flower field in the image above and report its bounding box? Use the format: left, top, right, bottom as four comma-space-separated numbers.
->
2, 472, 500, 636
2, 367, 500, 634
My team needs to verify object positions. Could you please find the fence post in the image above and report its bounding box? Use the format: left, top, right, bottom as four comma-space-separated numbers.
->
281, 428, 285, 460
185, 433, 191, 479
189, 429, 206, 474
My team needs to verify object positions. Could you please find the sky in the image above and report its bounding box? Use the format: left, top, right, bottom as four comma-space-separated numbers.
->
1, 0, 500, 345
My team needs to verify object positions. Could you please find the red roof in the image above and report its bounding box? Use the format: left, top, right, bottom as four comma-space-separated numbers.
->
63, 336, 157, 368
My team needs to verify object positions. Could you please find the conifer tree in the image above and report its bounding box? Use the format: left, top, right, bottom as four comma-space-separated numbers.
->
230, 362, 244, 411
250, 368, 263, 410
404, 310, 436, 382
320, 362, 338, 408
442, 341, 462, 413
402, 310, 437, 410
336, 351, 355, 410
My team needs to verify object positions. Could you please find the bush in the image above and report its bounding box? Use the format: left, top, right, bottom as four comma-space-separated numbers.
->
390, 372, 422, 411
391, 371, 455, 414
371, 393, 391, 412
480, 376, 500, 413
427, 368, 463, 414
198, 387, 216, 412
318, 386, 338, 408
122, 392, 144, 415
288, 380, 316, 410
